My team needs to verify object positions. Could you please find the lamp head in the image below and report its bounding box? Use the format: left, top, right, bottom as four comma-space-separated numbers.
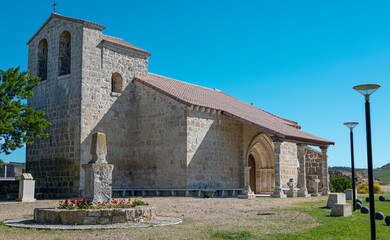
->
344, 122, 359, 130
353, 84, 381, 99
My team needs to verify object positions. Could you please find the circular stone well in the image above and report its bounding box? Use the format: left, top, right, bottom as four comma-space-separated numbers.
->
34, 205, 155, 225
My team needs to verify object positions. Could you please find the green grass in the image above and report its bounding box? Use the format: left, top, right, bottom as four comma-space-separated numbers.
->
264, 195, 390, 240
211, 231, 257, 240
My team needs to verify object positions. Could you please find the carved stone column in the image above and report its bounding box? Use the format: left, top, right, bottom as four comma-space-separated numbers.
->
271, 140, 286, 198
244, 166, 251, 187
297, 144, 310, 197
82, 132, 114, 203
321, 146, 330, 196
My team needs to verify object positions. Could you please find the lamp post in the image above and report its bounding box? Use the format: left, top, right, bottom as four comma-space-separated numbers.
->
343, 122, 359, 211
353, 84, 381, 240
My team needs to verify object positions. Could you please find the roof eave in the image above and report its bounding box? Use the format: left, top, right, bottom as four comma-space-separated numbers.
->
283, 135, 335, 147
102, 40, 151, 57
27, 13, 105, 45
135, 74, 334, 147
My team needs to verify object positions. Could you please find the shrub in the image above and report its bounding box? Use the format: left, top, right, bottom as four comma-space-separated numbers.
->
58, 198, 148, 210
357, 182, 384, 194
330, 176, 352, 192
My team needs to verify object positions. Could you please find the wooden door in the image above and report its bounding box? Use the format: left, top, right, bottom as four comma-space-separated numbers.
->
248, 154, 256, 193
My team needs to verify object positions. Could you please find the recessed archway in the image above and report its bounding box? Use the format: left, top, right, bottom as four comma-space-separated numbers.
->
248, 154, 256, 193
246, 133, 275, 194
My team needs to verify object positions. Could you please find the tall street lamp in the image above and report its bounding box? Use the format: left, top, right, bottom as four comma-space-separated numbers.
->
343, 122, 359, 211
353, 84, 381, 240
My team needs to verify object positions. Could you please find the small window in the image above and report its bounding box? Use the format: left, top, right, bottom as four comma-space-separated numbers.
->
58, 31, 71, 76
38, 39, 48, 80
111, 73, 122, 93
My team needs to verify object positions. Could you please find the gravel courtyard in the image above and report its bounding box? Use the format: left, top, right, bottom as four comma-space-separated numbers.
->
0, 196, 326, 240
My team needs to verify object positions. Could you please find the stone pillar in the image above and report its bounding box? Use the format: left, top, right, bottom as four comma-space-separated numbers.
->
244, 166, 251, 187
271, 140, 286, 198
321, 146, 330, 196
16, 173, 36, 202
297, 144, 310, 197
82, 132, 114, 203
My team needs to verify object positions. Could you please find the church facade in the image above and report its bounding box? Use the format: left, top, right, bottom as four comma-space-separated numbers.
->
26, 13, 334, 198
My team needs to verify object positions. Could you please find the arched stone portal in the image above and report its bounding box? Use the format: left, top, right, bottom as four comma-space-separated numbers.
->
246, 133, 275, 194
248, 154, 256, 193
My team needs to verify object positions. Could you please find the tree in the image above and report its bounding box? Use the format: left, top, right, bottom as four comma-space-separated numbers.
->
330, 176, 352, 192
0, 67, 51, 167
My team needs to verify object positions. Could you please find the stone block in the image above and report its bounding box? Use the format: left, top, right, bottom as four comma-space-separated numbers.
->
83, 216, 98, 225
99, 217, 110, 225
87, 210, 101, 217
17, 173, 36, 203
238, 186, 256, 199
330, 203, 352, 217
102, 210, 113, 217
326, 193, 346, 209
344, 189, 357, 200
238, 193, 256, 199
112, 215, 126, 224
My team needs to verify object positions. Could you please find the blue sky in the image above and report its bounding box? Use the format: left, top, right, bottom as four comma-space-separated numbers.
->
0, 1, 389, 168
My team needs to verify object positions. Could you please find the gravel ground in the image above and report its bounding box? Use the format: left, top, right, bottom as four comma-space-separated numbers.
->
0, 196, 326, 240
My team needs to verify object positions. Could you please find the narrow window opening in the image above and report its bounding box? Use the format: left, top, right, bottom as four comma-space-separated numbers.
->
58, 31, 71, 76
111, 72, 123, 93
38, 39, 48, 80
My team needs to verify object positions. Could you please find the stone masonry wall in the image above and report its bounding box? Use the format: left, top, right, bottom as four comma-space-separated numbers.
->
186, 111, 241, 189
79, 27, 149, 191
26, 18, 84, 198
280, 142, 298, 187
305, 147, 323, 193
129, 83, 187, 189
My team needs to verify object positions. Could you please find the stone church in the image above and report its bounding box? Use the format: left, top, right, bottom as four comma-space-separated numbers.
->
26, 13, 334, 198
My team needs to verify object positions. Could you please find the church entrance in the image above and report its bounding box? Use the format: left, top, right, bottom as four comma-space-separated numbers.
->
248, 154, 256, 193
246, 133, 275, 194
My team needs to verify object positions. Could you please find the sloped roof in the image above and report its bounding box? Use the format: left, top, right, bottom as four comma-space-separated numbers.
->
27, 13, 150, 56
27, 13, 105, 45
135, 73, 334, 146
102, 35, 151, 56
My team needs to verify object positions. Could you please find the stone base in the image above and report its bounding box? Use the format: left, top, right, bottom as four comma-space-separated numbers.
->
34, 206, 155, 225
311, 193, 322, 197
326, 193, 346, 209
16, 198, 36, 203
18, 179, 36, 203
297, 192, 311, 197
82, 163, 114, 203
4, 216, 182, 230
287, 191, 297, 198
322, 189, 330, 196
270, 193, 287, 198
238, 193, 256, 199
345, 189, 357, 200
330, 203, 352, 217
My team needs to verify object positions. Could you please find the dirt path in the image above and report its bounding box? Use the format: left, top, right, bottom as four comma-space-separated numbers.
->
0, 196, 326, 240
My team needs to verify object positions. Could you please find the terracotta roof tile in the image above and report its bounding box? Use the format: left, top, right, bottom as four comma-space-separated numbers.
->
102, 35, 151, 56
135, 73, 334, 146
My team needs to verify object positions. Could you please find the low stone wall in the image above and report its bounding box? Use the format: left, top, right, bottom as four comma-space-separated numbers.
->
34, 206, 155, 225
0, 180, 19, 195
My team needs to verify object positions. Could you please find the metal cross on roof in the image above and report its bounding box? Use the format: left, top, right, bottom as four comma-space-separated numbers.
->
53, 1, 57, 13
